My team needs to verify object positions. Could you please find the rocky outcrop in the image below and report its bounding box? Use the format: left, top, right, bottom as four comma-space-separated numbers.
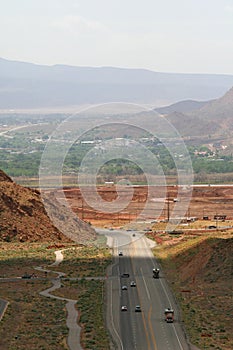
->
0, 170, 96, 243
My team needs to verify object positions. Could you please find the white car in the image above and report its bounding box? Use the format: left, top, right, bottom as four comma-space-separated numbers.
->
122, 285, 128, 290
130, 281, 136, 287
121, 305, 127, 311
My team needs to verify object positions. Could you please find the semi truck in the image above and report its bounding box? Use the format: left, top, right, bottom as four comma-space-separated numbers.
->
153, 268, 160, 278
164, 308, 174, 323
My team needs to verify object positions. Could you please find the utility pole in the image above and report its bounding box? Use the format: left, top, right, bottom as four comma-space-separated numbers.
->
167, 194, 170, 222
81, 198, 84, 220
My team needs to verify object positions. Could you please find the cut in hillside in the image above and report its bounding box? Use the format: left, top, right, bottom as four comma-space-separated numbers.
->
0, 170, 96, 243
156, 236, 233, 350
172, 237, 232, 286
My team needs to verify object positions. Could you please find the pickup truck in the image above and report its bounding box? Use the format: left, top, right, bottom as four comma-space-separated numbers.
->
164, 308, 174, 323
153, 268, 160, 278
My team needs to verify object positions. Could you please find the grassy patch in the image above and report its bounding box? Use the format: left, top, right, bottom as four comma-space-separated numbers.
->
52, 279, 110, 350
0, 243, 70, 349
0, 241, 112, 349
151, 219, 233, 232
47, 245, 112, 278
0, 280, 68, 350
0, 243, 56, 278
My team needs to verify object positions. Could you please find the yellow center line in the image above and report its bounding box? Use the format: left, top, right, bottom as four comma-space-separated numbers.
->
148, 305, 158, 350
131, 240, 151, 350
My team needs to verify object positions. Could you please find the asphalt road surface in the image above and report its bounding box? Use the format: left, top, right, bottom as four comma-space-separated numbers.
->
0, 299, 9, 321
98, 228, 190, 350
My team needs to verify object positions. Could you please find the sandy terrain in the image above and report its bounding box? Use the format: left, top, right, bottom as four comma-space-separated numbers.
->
49, 185, 233, 227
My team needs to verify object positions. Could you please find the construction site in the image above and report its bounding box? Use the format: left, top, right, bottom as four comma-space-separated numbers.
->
51, 184, 233, 228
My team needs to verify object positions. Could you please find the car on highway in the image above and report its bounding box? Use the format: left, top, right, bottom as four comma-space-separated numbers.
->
22, 273, 37, 279
153, 268, 160, 279
121, 273, 130, 278
164, 308, 174, 322
135, 305, 141, 312
118, 251, 123, 256
130, 281, 136, 287
121, 285, 128, 290
121, 305, 127, 311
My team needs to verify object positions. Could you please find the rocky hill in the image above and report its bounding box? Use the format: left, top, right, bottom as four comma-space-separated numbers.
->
0, 170, 96, 243
154, 99, 209, 115
166, 111, 220, 137
151, 230, 233, 349
192, 86, 233, 121
163, 236, 233, 349
166, 86, 233, 138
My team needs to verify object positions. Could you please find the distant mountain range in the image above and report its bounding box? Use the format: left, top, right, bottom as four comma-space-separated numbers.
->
1, 57, 233, 109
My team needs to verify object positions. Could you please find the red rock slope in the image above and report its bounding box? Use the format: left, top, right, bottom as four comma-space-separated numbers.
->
0, 170, 95, 243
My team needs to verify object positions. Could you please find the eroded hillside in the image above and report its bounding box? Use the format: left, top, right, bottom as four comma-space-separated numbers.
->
154, 234, 233, 350
0, 170, 95, 243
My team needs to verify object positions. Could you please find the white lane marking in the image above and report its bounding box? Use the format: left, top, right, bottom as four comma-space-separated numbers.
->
110, 280, 124, 350
140, 267, 151, 300
109, 237, 124, 349
159, 277, 184, 349
114, 238, 122, 297
142, 236, 185, 350
172, 323, 184, 350
118, 266, 122, 298
159, 279, 172, 308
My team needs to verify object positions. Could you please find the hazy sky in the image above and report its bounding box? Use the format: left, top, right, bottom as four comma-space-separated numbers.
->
1, 0, 233, 74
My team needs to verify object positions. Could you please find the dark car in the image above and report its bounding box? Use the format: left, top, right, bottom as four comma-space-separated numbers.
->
135, 305, 141, 312
121, 273, 130, 278
21, 273, 32, 279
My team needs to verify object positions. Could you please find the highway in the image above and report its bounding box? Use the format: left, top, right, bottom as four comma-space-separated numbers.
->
97, 228, 190, 350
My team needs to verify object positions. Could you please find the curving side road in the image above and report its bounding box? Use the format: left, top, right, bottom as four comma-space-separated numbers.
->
0, 298, 9, 322
35, 250, 83, 350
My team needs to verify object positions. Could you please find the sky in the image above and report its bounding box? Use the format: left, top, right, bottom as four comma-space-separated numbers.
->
0, 0, 233, 74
